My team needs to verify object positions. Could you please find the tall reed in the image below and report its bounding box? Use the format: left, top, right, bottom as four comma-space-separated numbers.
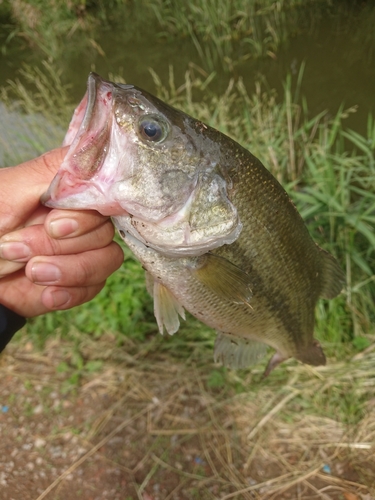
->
2, 62, 374, 352
3, 0, 375, 74
150, 0, 312, 71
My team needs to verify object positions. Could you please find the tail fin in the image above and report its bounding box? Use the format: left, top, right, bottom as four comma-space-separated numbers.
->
319, 247, 345, 299
296, 339, 327, 367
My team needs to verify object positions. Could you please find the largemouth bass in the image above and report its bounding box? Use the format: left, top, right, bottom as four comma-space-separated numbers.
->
43, 73, 345, 375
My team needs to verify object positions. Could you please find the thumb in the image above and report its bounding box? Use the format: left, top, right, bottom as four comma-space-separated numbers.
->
0, 147, 68, 235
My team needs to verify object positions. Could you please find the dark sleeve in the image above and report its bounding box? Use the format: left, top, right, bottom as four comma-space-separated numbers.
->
0, 304, 26, 353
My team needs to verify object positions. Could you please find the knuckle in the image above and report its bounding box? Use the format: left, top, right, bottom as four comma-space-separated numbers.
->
77, 259, 93, 286
22, 225, 63, 256
94, 220, 115, 244
40, 235, 64, 256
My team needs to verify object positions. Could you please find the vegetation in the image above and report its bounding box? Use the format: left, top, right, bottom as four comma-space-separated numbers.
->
0, 0, 373, 394
2, 0, 375, 72
149, 0, 310, 71
2, 61, 374, 362
2, 331, 375, 498
0, 0, 121, 59
1, 2, 374, 496
149, 66, 375, 351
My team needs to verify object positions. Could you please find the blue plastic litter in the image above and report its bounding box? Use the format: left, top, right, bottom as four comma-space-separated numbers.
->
322, 464, 331, 474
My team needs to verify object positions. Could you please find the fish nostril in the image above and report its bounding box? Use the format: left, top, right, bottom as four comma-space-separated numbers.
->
104, 91, 112, 104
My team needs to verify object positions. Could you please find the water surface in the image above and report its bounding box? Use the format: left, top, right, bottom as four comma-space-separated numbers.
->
0, 4, 374, 142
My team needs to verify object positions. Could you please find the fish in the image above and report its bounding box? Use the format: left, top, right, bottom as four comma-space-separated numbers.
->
42, 73, 345, 375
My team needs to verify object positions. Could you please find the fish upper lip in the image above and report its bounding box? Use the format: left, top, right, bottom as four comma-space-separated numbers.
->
81, 73, 99, 131
42, 73, 113, 206
82, 72, 110, 135
68, 73, 112, 180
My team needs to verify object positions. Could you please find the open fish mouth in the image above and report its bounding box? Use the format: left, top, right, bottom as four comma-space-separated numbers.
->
41, 74, 132, 215
63, 73, 112, 180
63, 73, 135, 174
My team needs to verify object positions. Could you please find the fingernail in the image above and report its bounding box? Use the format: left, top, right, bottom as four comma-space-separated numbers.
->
49, 290, 71, 308
49, 218, 79, 238
31, 262, 61, 284
0, 241, 31, 262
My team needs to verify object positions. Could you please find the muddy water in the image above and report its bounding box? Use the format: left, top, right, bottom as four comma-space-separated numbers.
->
0, 4, 374, 137
0, 102, 63, 166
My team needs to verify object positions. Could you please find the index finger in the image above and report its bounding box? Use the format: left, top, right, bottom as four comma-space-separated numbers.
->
0, 218, 115, 263
45, 209, 110, 239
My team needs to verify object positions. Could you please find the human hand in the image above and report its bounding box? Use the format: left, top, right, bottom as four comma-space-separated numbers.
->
0, 148, 124, 317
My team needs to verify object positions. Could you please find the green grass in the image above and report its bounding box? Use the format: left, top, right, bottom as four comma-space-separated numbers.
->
3, 0, 375, 73
25, 244, 155, 347
149, 0, 318, 71
0, 60, 74, 125
0, 0, 125, 59
156, 65, 375, 350
1, 60, 374, 365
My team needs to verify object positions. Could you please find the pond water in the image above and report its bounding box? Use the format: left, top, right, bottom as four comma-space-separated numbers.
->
0, 3, 374, 140
0, 102, 63, 165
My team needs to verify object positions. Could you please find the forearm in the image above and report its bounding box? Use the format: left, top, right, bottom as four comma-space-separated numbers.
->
0, 304, 26, 353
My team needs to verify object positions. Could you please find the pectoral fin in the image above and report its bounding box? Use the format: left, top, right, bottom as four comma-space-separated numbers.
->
153, 281, 185, 336
191, 253, 252, 305
214, 332, 268, 369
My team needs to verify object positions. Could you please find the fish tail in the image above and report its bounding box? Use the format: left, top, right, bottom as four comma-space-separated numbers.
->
296, 338, 327, 367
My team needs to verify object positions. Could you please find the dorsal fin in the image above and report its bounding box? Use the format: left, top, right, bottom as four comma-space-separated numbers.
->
153, 281, 185, 335
318, 247, 345, 299
214, 332, 268, 369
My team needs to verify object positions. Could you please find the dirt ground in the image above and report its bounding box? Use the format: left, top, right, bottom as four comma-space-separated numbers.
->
1, 333, 374, 500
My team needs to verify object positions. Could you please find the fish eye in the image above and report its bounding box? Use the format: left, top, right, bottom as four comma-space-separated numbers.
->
138, 115, 169, 143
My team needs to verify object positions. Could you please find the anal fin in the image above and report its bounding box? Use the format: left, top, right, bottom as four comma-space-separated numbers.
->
214, 332, 268, 369
153, 281, 185, 336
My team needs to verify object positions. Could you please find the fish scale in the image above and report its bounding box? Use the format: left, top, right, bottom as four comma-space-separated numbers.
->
43, 73, 345, 375
215, 153, 318, 323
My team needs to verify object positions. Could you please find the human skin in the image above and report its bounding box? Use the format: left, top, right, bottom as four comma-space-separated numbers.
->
0, 147, 124, 317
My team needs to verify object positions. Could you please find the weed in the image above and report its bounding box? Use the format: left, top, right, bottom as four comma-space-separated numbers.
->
4, 0, 375, 75
1, 53, 374, 363
3, 0, 109, 59
207, 368, 227, 389
148, 65, 375, 349
147, 0, 363, 72
1, 61, 74, 125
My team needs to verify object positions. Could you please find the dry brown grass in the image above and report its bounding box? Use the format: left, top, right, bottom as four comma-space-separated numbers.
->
1, 334, 374, 500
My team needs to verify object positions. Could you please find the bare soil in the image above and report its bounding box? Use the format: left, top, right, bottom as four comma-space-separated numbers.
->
1, 333, 374, 500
